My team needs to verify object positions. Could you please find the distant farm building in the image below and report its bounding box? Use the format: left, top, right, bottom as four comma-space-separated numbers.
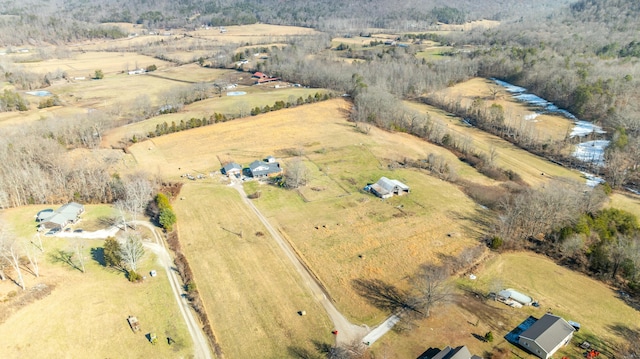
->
497, 288, 534, 307
252, 72, 279, 84
248, 156, 282, 178
518, 314, 575, 359
128, 68, 145, 75
367, 177, 410, 199
425, 345, 481, 359
37, 202, 85, 230
221, 162, 242, 176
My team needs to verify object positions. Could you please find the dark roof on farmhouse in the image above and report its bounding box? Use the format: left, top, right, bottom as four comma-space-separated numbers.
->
248, 160, 281, 176
431, 346, 481, 359
519, 314, 575, 354
222, 162, 242, 174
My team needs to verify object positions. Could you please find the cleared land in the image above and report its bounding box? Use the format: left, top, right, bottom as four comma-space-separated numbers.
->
0, 205, 192, 359
404, 100, 585, 187
173, 183, 333, 358
430, 77, 576, 143
102, 86, 329, 147
19, 51, 172, 78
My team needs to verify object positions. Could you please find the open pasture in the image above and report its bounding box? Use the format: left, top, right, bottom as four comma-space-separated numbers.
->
127, 99, 488, 325
404, 100, 584, 187
0, 205, 192, 359
173, 183, 333, 358
189, 24, 321, 44
432, 77, 575, 142
102, 86, 329, 149
19, 51, 171, 78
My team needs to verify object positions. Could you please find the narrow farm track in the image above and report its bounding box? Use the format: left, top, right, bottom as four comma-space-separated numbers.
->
133, 221, 214, 359
231, 184, 370, 346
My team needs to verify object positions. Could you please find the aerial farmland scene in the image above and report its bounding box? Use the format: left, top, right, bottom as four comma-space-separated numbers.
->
1, 0, 640, 358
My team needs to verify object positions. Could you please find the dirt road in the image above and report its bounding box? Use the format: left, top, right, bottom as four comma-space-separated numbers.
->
232, 184, 369, 345
134, 221, 213, 359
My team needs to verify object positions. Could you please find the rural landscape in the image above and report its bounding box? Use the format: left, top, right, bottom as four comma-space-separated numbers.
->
1, 0, 640, 358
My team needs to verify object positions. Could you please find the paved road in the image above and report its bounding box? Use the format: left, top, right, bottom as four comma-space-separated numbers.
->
133, 221, 213, 359
231, 184, 369, 345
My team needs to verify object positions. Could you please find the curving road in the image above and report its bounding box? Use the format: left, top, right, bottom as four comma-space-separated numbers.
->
231, 184, 369, 345
133, 221, 213, 359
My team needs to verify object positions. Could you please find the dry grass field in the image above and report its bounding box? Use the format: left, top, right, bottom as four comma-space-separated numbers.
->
431, 77, 576, 143
0, 205, 192, 359
102, 87, 329, 148
124, 99, 496, 355
404, 100, 584, 187
19, 51, 172, 78
189, 24, 321, 44
173, 183, 333, 358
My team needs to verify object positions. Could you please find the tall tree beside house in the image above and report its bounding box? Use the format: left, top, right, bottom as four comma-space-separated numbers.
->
0, 228, 25, 290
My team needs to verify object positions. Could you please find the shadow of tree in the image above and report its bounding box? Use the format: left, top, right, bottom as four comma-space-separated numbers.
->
605, 323, 639, 356
48, 249, 80, 272
91, 247, 105, 266
351, 278, 409, 313
98, 215, 118, 227
287, 345, 323, 359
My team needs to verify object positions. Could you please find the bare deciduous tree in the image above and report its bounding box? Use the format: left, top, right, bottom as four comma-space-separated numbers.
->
23, 242, 40, 277
0, 229, 25, 290
120, 234, 145, 273
73, 241, 86, 273
120, 173, 154, 229
284, 158, 309, 189
407, 264, 451, 318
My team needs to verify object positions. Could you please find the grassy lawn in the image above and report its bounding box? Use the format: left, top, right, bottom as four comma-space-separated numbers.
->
173, 183, 333, 358
0, 207, 191, 359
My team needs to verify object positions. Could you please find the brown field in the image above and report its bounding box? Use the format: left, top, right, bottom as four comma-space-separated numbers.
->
19, 51, 173, 78
102, 87, 329, 148
124, 99, 497, 355
432, 77, 575, 143
404, 100, 584, 187
173, 183, 333, 358
189, 24, 321, 44
0, 205, 192, 359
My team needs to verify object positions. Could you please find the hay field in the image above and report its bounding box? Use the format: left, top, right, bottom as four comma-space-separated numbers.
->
125, 99, 490, 184
126, 99, 487, 325
404, 100, 584, 187
173, 183, 333, 358
19, 51, 172, 78
189, 24, 321, 44
0, 205, 192, 359
102, 87, 329, 148
432, 77, 575, 142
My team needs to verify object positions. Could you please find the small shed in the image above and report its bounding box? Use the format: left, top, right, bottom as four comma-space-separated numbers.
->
127, 316, 141, 332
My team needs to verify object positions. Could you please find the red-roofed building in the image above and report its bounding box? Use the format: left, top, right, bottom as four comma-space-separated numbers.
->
252, 72, 279, 84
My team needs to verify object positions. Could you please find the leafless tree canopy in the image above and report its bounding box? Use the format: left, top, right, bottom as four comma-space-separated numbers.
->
119, 234, 145, 272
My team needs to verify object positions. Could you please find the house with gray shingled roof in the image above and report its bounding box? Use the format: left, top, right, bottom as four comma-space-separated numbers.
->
248, 159, 281, 178
429, 345, 481, 359
38, 202, 85, 230
518, 313, 575, 359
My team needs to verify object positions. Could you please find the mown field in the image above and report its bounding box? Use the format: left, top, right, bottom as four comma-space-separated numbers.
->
173, 182, 333, 358
0, 205, 192, 359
